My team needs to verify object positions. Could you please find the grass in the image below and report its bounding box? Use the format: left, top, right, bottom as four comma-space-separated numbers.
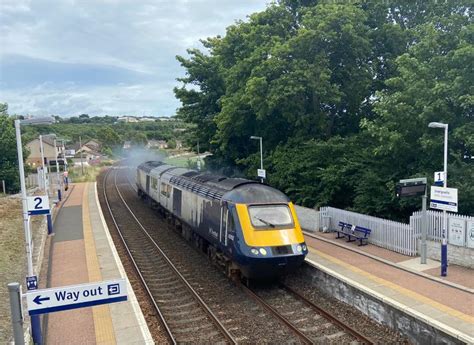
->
68, 161, 114, 183
0, 196, 45, 343
164, 152, 204, 169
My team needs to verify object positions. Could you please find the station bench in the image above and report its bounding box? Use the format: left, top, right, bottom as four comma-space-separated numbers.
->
336, 221, 371, 246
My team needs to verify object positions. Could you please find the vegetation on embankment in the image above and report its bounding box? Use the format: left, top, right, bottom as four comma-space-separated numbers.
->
175, 1, 473, 219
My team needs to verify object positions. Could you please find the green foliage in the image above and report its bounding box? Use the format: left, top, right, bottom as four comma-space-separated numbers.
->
0, 104, 25, 193
175, 1, 473, 219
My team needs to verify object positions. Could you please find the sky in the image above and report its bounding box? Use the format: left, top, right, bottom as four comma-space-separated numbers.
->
0, 0, 268, 117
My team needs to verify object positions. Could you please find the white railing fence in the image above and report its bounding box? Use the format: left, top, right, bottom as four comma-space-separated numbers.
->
317, 206, 473, 256
410, 210, 474, 243
319, 207, 417, 256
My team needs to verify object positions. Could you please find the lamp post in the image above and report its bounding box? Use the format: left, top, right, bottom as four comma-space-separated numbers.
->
15, 117, 53, 344
39, 135, 53, 234
250, 136, 264, 183
54, 138, 61, 201
428, 121, 448, 276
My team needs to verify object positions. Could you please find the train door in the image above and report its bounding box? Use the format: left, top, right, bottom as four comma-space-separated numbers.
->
146, 175, 150, 194
173, 188, 182, 217
219, 203, 228, 247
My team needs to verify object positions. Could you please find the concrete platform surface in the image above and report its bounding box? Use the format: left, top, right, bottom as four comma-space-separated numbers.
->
45, 182, 154, 344
304, 234, 474, 344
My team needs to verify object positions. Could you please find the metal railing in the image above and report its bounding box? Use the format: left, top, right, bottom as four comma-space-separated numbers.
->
315, 206, 474, 256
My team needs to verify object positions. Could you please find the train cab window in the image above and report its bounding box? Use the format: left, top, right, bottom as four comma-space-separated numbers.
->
151, 177, 158, 190
248, 205, 293, 229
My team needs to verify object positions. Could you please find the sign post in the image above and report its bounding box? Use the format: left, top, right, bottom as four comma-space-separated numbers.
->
14, 120, 42, 345
396, 178, 428, 264
25, 279, 127, 316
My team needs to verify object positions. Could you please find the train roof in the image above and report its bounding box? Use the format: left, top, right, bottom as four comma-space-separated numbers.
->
138, 160, 289, 203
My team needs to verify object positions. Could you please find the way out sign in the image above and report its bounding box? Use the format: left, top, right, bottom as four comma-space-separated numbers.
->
25, 279, 127, 315
430, 186, 458, 213
27, 195, 50, 215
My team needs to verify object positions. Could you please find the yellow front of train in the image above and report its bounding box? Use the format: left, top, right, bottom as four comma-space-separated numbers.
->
233, 201, 308, 279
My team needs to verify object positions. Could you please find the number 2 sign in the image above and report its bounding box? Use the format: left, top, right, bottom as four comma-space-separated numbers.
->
27, 195, 50, 216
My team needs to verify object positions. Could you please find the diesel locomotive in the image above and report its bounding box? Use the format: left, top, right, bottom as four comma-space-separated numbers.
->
136, 161, 308, 279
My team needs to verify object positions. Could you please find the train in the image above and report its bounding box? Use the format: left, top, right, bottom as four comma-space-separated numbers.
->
136, 161, 308, 279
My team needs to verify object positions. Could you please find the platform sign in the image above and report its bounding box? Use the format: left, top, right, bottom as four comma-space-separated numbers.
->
434, 171, 445, 186
448, 218, 465, 247
27, 195, 50, 215
25, 279, 127, 316
257, 169, 266, 179
430, 186, 458, 213
467, 221, 474, 249
26, 276, 38, 291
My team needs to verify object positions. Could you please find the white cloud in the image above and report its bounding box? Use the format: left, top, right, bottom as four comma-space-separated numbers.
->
0, 0, 269, 116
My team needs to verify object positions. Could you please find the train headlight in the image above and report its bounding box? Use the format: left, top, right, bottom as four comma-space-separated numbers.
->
296, 245, 302, 252
250, 248, 259, 255
302, 244, 307, 251
259, 248, 267, 256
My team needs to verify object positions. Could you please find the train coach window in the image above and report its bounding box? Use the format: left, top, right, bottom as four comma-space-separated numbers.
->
160, 183, 171, 197
248, 205, 293, 229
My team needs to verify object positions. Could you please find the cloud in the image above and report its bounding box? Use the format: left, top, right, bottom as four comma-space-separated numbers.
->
0, 0, 268, 116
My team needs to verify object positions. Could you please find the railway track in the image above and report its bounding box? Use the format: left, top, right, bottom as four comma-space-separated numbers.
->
102, 166, 403, 344
102, 167, 236, 344
241, 282, 373, 344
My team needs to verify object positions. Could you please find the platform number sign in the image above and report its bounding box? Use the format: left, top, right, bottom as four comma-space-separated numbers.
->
27, 195, 50, 216
434, 171, 445, 186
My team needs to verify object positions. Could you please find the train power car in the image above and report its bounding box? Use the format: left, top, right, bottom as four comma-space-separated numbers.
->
136, 161, 308, 279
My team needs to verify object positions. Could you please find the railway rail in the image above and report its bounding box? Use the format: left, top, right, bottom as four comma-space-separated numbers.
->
241, 282, 373, 344
102, 167, 236, 344
100, 165, 406, 344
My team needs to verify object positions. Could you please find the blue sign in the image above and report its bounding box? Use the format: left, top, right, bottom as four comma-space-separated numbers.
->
26, 276, 38, 291
25, 279, 127, 315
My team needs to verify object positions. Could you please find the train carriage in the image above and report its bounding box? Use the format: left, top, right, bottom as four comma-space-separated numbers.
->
136, 161, 308, 279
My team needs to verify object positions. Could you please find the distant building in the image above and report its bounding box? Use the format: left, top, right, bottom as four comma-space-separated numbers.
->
156, 117, 172, 121
175, 140, 183, 149
140, 117, 156, 122
117, 116, 139, 123
26, 135, 65, 167
146, 140, 168, 149
123, 141, 132, 150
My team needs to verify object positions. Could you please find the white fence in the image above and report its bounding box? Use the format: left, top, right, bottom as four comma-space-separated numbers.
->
410, 210, 474, 243
319, 207, 417, 256
317, 206, 474, 256
25, 173, 62, 190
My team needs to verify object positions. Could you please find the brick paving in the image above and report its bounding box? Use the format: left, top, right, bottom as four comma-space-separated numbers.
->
305, 236, 474, 317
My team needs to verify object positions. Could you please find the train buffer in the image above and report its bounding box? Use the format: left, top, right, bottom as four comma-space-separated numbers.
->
336, 221, 371, 246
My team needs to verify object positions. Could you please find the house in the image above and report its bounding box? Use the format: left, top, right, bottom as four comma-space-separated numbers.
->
146, 140, 168, 149
75, 139, 101, 155
140, 117, 156, 122
26, 135, 65, 167
117, 116, 139, 123
123, 141, 131, 150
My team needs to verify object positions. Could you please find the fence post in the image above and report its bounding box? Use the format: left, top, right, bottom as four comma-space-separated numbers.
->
8, 282, 25, 345
2, 180, 5, 194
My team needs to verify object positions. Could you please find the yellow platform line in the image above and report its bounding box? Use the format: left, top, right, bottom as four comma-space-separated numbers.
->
310, 248, 474, 324
83, 182, 116, 344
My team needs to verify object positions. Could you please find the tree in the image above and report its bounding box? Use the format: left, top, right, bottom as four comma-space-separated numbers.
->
0, 103, 25, 193
173, 1, 473, 218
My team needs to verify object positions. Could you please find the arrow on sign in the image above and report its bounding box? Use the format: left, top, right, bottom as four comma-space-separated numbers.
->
33, 295, 50, 305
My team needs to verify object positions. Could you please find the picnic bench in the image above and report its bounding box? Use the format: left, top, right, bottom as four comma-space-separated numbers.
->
336, 221, 371, 246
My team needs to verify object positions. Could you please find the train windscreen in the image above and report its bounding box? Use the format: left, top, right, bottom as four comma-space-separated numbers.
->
248, 205, 293, 229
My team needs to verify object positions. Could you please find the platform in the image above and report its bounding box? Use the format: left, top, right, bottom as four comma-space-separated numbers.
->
304, 231, 474, 344
44, 182, 153, 344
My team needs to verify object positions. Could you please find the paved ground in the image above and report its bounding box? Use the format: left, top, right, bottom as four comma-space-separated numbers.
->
314, 231, 474, 288
305, 232, 474, 343
45, 183, 153, 344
